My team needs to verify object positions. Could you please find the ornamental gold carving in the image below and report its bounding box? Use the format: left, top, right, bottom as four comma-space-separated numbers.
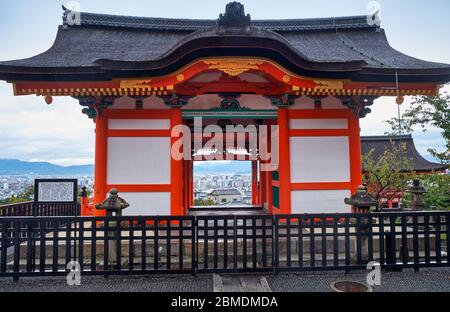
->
120, 79, 153, 89
204, 59, 263, 76
313, 79, 344, 90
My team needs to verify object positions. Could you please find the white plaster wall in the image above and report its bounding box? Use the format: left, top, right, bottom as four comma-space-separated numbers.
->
108, 119, 170, 130
107, 137, 171, 184
291, 190, 351, 213
119, 192, 171, 216
289, 119, 348, 130
290, 136, 350, 182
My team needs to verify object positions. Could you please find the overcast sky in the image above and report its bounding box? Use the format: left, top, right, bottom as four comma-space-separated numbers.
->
0, 0, 449, 166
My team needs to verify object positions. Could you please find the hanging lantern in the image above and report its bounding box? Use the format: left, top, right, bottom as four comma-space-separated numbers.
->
395, 95, 404, 105
44, 95, 53, 105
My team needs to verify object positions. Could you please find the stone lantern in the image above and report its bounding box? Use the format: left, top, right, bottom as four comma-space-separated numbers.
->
407, 179, 426, 211
95, 188, 129, 216
344, 185, 378, 213
344, 185, 378, 263
95, 188, 129, 268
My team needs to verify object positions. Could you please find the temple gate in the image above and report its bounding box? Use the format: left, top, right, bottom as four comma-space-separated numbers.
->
0, 3, 449, 217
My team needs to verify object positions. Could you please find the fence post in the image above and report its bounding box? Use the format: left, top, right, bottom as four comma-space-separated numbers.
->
32, 202, 37, 217
273, 215, 278, 275
193, 216, 197, 276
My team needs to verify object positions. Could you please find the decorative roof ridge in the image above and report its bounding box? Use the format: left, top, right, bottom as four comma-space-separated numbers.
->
62, 5, 375, 32
361, 134, 447, 170
361, 134, 413, 141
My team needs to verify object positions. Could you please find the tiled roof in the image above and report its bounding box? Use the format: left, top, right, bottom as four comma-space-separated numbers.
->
209, 189, 242, 196
361, 135, 447, 172
70, 11, 374, 32
0, 4, 449, 82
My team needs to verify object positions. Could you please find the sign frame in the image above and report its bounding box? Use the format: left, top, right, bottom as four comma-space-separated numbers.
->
34, 179, 78, 204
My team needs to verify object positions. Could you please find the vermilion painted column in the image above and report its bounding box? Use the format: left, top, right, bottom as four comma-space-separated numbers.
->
171, 108, 184, 216
259, 167, 266, 207
265, 120, 273, 214
189, 160, 194, 208
348, 113, 363, 196
94, 112, 108, 216
251, 160, 258, 205
277, 108, 291, 214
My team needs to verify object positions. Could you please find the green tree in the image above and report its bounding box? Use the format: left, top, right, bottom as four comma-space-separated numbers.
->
386, 93, 450, 165
5, 185, 34, 204
193, 198, 215, 206
402, 174, 450, 211
363, 141, 415, 205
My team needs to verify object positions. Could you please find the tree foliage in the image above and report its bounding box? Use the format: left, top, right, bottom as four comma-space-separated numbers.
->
402, 173, 450, 211
1, 185, 34, 204
386, 93, 450, 165
363, 141, 415, 204
193, 198, 215, 206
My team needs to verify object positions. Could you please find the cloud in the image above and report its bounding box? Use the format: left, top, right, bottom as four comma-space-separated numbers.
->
0, 82, 95, 165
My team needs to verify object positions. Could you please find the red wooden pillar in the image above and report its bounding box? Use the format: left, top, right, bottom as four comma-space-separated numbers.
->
251, 160, 258, 205
93, 112, 108, 216
277, 108, 291, 214
264, 120, 273, 213
182, 160, 188, 214
348, 113, 363, 195
259, 166, 266, 207
171, 107, 184, 216
189, 160, 194, 207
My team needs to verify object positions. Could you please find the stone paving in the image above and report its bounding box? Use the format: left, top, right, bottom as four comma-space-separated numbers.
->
0, 274, 213, 292
266, 268, 450, 292
0, 268, 448, 292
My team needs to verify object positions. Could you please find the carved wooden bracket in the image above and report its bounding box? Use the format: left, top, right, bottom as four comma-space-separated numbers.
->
160, 94, 193, 108
266, 94, 299, 108
340, 96, 378, 118
73, 96, 118, 121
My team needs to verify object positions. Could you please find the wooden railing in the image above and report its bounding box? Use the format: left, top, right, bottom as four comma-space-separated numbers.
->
0, 211, 448, 280
0, 201, 80, 217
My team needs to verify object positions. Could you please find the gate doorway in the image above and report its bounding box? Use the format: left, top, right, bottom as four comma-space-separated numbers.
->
181, 116, 276, 215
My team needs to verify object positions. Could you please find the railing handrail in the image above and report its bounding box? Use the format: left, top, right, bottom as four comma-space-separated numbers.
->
0, 201, 34, 208
0, 210, 448, 221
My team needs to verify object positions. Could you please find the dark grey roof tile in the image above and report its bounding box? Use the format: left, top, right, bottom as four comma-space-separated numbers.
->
361, 135, 447, 172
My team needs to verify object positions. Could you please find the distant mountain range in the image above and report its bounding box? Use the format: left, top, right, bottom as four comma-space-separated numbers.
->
0, 159, 94, 176
194, 161, 251, 175
0, 159, 252, 176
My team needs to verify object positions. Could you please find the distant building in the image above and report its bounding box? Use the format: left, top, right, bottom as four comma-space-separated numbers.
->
208, 189, 242, 204
361, 135, 448, 208
361, 135, 447, 173
194, 191, 208, 201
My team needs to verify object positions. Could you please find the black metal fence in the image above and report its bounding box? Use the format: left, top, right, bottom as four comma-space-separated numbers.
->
0, 211, 448, 279
0, 202, 79, 217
